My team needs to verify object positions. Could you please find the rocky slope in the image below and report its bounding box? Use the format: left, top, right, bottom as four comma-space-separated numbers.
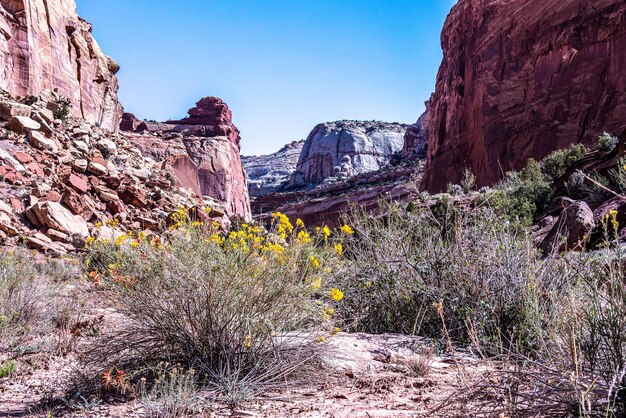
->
242, 140, 304, 197
0, 90, 233, 253
120, 97, 251, 220
421, 0, 626, 192
0, 0, 122, 131
288, 121, 407, 189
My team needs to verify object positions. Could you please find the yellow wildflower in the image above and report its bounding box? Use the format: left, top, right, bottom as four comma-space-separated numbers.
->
322, 226, 331, 239
329, 288, 344, 302
309, 256, 320, 268
334, 243, 343, 256
297, 230, 311, 244
296, 218, 305, 228
331, 327, 341, 336
316, 336, 326, 343
85, 236, 95, 247
340, 224, 355, 235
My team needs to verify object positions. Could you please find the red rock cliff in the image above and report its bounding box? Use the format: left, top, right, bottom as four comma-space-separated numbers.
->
422, 0, 626, 192
121, 97, 251, 220
0, 0, 122, 131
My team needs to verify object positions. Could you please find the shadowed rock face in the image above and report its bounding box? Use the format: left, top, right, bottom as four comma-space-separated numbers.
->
288, 121, 407, 189
120, 97, 251, 220
422, 0, 626, 192
242, 140, 304, 197
0, 0, 122, 131
402, 97, 432, 160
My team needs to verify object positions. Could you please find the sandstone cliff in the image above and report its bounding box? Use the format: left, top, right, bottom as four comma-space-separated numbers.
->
243, 140, 304, 197
120, 97, 251, 220
422, 0, 626, 192
288, 121, 407, 189
0, 0, 122, 131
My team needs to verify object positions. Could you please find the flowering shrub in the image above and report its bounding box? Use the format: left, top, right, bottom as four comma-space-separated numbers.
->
83, 210, 350, 397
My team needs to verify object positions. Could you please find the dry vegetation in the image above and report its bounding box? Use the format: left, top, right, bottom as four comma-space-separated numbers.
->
2, 140, 626, 416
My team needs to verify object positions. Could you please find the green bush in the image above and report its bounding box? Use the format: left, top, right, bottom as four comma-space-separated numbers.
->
541, 143, 587, 181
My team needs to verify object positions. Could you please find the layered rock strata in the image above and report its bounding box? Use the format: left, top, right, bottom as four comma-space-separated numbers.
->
0, 0, 122, 131
120, 97, 251, 220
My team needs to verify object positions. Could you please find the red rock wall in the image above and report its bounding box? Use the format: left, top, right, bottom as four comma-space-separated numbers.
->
422, 0, 626, 192
0, 0, 122, 131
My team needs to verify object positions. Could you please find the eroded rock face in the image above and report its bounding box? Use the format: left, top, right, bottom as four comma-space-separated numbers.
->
121, 97, 251, 220
0, 0, 122, 131
422, 0, 626, 192
242, 140, 304, 197
403, 98, 431, 160
288, 121, 407, 189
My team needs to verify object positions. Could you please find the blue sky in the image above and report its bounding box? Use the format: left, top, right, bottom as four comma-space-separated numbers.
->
76, 1, 456, 155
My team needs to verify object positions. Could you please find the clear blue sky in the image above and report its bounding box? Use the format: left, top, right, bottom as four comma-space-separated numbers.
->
75, 0, 456, 155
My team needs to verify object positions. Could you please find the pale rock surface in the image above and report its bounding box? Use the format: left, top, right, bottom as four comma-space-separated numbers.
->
242, 140, 304, 197
289, 121, 407, 188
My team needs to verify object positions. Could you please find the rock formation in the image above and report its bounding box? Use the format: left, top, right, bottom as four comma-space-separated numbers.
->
288, 121, 407, 188
422, 0, 626, 192
0, 0, 122, 131
253, 166, 419, 228
242, 140, 304, 197
402, 98, 431, 160
0, 90, 230, 253
120, 97, 251, 220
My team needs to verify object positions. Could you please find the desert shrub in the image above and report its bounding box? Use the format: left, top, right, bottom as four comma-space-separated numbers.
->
0, 360, 16, 378
83, 211, 349, 399
336, 200, 626, 415
479, 159, 552, 225
541, 143, 588, 181
336, 204, 544, 355
0, 250, 54, 346
608, 157, 626, 194
446, 183, 463, 196
140, 366, 201, 417
53, 97, 72, 121
461, 168, 477, 193
596, 132, 619, 153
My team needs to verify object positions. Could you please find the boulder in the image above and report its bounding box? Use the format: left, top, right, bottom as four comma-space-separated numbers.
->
26, 201, 89, 238
7, 116, 41, 134
0, 102, 31, 121
540, 201, 595, 253
29, 131, 59, 152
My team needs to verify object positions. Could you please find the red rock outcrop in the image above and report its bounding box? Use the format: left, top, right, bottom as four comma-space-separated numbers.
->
121, 97, 251, 220
0, 0, 122, 131
422, 0, 626, 192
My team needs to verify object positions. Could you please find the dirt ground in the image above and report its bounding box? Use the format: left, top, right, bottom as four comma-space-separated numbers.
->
1, 328, 494, 418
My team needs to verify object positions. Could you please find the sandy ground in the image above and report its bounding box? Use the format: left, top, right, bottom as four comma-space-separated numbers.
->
1, 330, 492, 418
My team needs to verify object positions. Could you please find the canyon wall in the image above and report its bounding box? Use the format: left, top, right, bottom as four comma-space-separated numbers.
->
0, 0, 122, 130
422, 0, 626, 192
